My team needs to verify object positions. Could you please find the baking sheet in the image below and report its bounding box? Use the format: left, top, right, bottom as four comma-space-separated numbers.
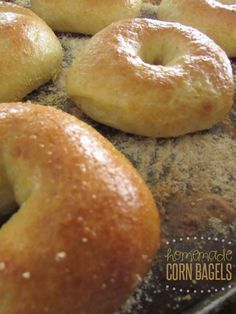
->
7, 0, 236, 313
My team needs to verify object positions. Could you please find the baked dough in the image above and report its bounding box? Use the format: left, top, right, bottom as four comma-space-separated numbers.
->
0, 2, 62, 102
66, 18, 234, 138
158, 0, 236, 57
0, 102, 160, 314
31, 0, 142, 35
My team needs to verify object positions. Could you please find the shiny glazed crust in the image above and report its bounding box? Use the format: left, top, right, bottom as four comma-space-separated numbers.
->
158, 0, 236, 57
66, 18, 234, 138
31, 0, 142, 34
0, 102, 160, 314
0, 2, 62, 102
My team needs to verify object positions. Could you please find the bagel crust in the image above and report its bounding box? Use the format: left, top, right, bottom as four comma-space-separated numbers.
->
31, 0, 142, 35
0, 2, 62, 102
0, 103, 160, 314
66, 18, 234, 138
158, 0, 236, 57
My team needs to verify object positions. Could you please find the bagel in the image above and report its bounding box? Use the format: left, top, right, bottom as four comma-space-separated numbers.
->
0, 102, 160, 314
31, 0, 142, 35
66, 18, 234, 138
0, 2, 62, 102
158, 0, 236, 57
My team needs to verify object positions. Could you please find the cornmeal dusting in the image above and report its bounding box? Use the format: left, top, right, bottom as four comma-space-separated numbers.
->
10, 1, 236, 313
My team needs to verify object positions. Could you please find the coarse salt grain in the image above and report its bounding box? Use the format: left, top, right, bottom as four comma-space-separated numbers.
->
22, 272, 31, 279
55, 252, 67, 261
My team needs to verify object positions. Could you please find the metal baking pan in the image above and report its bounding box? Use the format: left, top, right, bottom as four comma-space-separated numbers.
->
7, 0, 236, 313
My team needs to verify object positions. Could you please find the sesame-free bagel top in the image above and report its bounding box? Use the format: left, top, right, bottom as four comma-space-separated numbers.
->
0, 102, 159, 314
158, 0, 236, 57
31, 0, 142, 35
67, 18, 234, 138
0, 2, 62, 102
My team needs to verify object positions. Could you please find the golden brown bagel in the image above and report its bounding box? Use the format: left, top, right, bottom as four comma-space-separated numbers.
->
66, 18, 234, 138
158, 0, 236, 57
0, 102, 160, 314
31, 0, 142, 35
0, 2, 62, 102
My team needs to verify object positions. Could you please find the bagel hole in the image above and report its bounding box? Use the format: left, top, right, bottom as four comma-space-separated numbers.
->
140, 41, 174, 66
0, 202, 19, 228
142, 54, 165, 66
139, 28, 193, 68
148, 57, 163, 66
140, 47, 165, 66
